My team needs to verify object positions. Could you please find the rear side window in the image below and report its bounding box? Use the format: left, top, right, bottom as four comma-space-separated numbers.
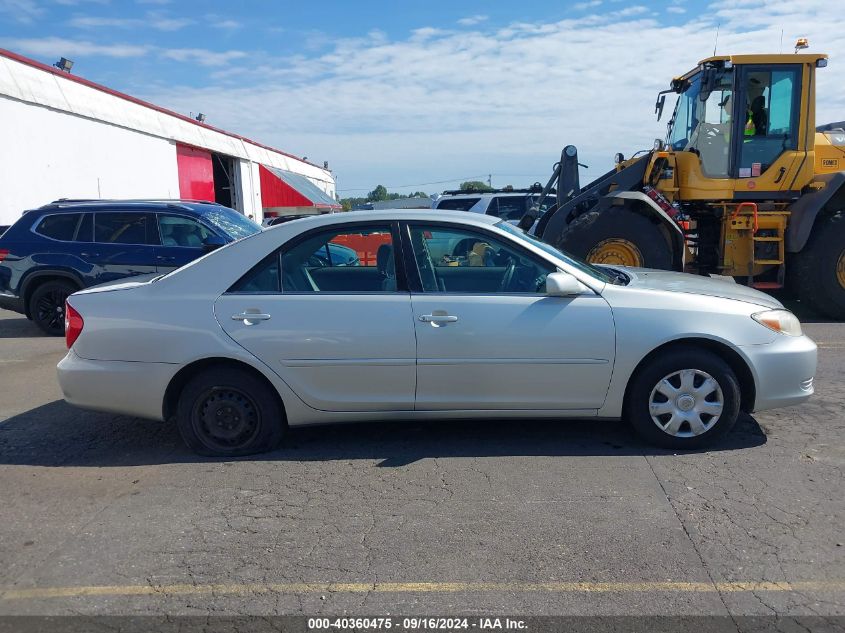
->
493, 197, 528, 221
230, 254, 281, 293
35, 214, 82, 241
436, 198, 481, 211
94, 213, 154, 245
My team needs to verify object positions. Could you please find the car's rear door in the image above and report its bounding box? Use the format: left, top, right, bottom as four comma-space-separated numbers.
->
403, 221, 616, 411
215, 222, 417, 411
84, 211, 158, 285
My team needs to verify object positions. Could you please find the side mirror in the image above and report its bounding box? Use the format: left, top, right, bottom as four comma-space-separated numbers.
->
202, 235, 227, 252
655, 93, 666, 121
545, 272, 585, 297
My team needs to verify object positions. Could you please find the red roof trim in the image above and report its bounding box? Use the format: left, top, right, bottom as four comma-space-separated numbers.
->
0, 47, 326, 173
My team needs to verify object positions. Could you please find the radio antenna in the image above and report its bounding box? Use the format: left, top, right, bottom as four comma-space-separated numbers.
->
713, 23, 720, 56
780, 29, 784, 53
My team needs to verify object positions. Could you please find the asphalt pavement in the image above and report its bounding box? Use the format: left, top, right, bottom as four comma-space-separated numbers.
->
0, 307, 842, 618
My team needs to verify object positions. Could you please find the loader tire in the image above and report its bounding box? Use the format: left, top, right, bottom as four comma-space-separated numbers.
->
791, 211, 845, 320
556, 207, 673, 270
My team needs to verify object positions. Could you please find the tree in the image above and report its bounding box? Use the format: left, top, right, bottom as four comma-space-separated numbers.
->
367, 185, 389, 202
460, 181, 492, 192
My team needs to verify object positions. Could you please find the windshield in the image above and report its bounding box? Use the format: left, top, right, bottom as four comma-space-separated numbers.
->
202, 206, 262, 240
666, 69, 734, 178
495, 221, 616, 284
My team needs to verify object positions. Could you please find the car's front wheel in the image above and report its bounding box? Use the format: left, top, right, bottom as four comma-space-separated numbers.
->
626, 348, 741, 449
176, 366, 286, 456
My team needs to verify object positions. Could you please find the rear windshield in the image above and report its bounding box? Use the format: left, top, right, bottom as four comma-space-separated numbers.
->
201, 206, 262, 240
436, 198, 481, 211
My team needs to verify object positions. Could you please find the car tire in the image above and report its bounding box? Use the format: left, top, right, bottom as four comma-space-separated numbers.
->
626, 347, 740, 449
176, 366, 286, 456
29, 280, 77, 336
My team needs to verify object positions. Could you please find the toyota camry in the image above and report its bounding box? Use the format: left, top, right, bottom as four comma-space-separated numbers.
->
57, 210, 817, 456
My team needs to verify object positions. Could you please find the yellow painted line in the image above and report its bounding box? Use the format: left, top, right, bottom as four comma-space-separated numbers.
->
2, 580, 844, 601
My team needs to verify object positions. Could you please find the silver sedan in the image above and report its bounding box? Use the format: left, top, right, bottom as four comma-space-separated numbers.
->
57, 210, 817, 456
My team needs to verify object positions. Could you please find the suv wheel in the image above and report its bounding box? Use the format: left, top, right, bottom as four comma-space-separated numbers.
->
29, 280, 77, 336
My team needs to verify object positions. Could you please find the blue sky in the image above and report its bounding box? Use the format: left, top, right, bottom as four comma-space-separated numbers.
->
0, 0, 840, 195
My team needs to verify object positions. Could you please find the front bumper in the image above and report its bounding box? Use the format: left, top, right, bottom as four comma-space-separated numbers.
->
57, 350, 178, 421
740, 334, 817, 412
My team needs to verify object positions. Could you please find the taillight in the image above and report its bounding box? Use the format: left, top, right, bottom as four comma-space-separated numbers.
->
0, 249, 9, 262
65, 300, 84, 349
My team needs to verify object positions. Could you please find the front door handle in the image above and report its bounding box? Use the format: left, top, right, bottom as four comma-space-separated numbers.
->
232, 312, 272, 325
156, 255, 176, 262
419, 314, 458, 323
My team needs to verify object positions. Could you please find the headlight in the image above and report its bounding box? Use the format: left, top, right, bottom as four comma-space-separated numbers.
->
752, 309, 803, 336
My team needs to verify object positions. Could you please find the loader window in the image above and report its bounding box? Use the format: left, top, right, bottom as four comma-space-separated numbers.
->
737, 67, 800, 177
669, 69, 734, 178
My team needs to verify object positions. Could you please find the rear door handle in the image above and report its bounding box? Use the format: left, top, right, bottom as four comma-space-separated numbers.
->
232, 312, 272, 324
419, 314, 458, 323
156, 255, 176, 262
80, 252, 100, 258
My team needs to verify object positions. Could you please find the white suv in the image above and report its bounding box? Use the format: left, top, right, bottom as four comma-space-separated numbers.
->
431, 188, 553, 231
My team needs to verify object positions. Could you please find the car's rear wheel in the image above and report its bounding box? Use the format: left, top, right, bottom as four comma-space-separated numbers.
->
176, 367, 286, 456
626, 348, 740, 449
29, 280, 77, 336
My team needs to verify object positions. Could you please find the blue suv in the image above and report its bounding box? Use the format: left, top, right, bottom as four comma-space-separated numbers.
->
0, 200, 261, 335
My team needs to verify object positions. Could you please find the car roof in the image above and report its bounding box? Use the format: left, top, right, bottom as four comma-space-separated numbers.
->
27, 199, 228, 214
266, 209, 501, 228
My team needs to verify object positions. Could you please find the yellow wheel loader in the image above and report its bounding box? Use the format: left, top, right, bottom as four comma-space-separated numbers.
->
530, 46, 845, 318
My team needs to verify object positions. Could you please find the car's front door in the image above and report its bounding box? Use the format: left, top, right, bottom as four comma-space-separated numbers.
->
154, 213, 214, 272
215, 222, 416, 412
403, 222, 616, 411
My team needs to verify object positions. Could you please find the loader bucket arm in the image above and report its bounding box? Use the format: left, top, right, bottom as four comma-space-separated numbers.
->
536, 153, 650, 242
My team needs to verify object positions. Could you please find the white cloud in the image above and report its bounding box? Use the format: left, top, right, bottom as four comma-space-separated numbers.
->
457, 14, 488, 26
667, 6, 686, 13
573, 0, 601, 10
135, 0, 844, 193
68, 12, 192, 31
160, 47, 247, 66
0, 36, 148, 57
0, 0, 43, 23
53, 0, 109, 5
211, 19, 241, 29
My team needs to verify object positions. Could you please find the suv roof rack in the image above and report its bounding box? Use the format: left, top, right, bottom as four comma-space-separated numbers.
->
45, 198, 222, 206
440, 183, 554, 196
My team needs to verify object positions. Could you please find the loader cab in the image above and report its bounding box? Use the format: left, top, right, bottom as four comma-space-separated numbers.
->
664, 54, 826, 200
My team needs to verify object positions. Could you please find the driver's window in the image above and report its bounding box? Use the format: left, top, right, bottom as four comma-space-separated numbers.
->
737, 67, 799, 177
408, 225, 554, 294
158, 215, 213, 247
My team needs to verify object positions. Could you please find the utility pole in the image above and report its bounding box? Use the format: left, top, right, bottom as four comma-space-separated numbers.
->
488, 174, 492, 188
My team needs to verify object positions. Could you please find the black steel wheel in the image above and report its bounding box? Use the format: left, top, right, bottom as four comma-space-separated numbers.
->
176, 366, 285, 456
29, 280, 77, 336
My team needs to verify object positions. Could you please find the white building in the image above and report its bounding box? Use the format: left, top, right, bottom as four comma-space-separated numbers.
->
0, 48, 339, 226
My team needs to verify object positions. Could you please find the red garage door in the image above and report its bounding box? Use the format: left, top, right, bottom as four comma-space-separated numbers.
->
176, 144, 214, 201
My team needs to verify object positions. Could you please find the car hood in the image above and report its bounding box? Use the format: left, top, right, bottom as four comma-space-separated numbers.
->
615, 267, 784, 309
